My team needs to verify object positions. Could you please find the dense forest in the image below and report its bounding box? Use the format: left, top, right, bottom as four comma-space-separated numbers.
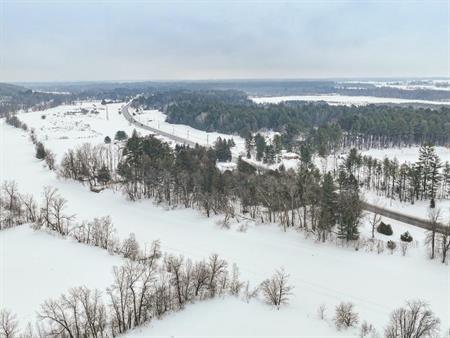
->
133, 90, 450, 151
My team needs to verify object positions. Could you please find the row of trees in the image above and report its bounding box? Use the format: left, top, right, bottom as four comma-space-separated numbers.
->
344, 145, 450, 206
0, 181, 160, 263
0, 181, 76, 235
6, 114, 56, 171
2, 292, 444, 337
316, 299, 443, 338
0, 252, 255, 337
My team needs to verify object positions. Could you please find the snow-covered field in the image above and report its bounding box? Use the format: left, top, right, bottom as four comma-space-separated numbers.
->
16, 102, 247, 162
127, 213, 441, 338
0, 224, 122, 328
361, 146, 450, 164
368, 79, 450, 92
124, 296, 346, 337
251, 94, 450, 106
16, 101, 157, 161
1, 110, 449, 335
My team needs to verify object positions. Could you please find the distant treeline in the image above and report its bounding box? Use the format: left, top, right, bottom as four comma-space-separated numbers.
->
133, 90, 450, 151
25, 79, 450, 100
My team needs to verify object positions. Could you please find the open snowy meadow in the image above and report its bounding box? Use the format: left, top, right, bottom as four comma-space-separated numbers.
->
251, 94, 450, 106
0, 225, 123, 329
1, 102, 449, 336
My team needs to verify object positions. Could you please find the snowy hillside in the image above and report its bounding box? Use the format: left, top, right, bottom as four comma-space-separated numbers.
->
0, 224, 122, 328
1, 115, 449, 335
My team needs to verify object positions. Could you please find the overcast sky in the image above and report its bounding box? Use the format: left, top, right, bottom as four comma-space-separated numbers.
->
1, 0, 449, 82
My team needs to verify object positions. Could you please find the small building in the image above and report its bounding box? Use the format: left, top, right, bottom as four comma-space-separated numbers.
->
282, 152, 300, 160
216, 162, 237, 173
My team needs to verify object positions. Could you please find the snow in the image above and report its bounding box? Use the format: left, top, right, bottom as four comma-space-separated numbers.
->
16, 101, 157, 161
0, 224, 122, 328
134, 109, 247, 155
251, 94, 450, 106
1, 119, 449, 335
363, 189, 450, 221
367, 79, 450, 92
124, 297, 349, 337
216, 161, 237, 172
16, 102, 249, 162
361, 146, 450, 164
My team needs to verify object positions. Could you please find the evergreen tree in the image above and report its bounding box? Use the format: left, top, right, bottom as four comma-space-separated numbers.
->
428, 152, 442, 208
417, 144, 434, 200
264, 145, 276, 165
318, 173, 337, 242
115, 130, 128, 141
336, 169, 362, 242
255, 133, 266, 161
214, 137, 232, 162
35, 142, 47, 160
273, 134, 283, 155
245, 134, 253, 159
442, 162, 450, 199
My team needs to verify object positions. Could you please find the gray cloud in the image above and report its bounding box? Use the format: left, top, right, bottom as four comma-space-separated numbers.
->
1, 0, 448, 81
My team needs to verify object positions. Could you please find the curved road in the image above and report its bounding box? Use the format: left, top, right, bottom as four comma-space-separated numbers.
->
121, 101, 199, 148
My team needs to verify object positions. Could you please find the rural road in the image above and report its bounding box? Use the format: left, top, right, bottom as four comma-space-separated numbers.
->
120, 101, 447, 234
121, 101, 199, 148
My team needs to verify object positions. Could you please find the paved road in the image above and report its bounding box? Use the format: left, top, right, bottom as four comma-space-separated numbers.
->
362, 201, 447, 234
121, 102, 200, 148
121, 101, 270, 171
121, 102, 447, 234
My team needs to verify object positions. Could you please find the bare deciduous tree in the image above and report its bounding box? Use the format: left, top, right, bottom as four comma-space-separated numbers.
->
438, 218, 450, 264
229, 264, 244, 296
44, 150, 56, 171
260, 268, 293, 309
0, 309, 19, 338
384, 300, 440, 338
370, 211, 382, 240
359, 321, 377, 338
0, 181, 23, 229
50, 196, 74, 235
426, 208, 441, 260
334, 302, 359, 329
39, 287, 107, 338
19, 193, 39, 223
207, 254, 228, 297
317, 304, 327, 320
